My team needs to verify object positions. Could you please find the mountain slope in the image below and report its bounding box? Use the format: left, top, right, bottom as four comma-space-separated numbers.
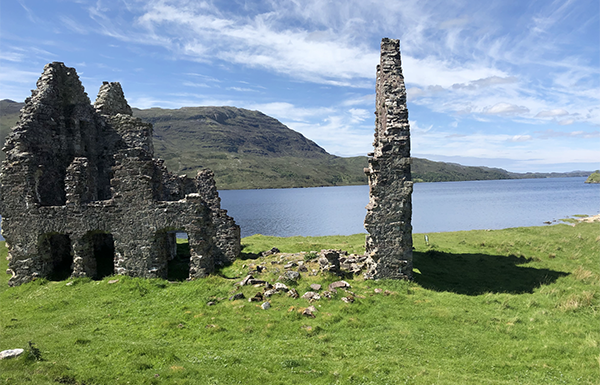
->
0, 100, 22, 159
133, 106, 367, 189
0, 100, 590, 189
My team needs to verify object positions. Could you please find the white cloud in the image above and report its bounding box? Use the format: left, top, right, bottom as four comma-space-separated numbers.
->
452, 76, 519, 90
2, 0, 598, 173
484, 103, 530, 116
340, 94, 375, 107
412, 126, 600, 170
0, 68, 41, 83
285, 117, 373, 157
402, 56, 508, 89
182, 82, 211, 88
535, 129, 600, 139
535, 109, 569, 118
348, 108, 370, 123
509, 135, 532, 142
227, 87, 256, 92
60, 15, 89, 34
129, 2, 379, 87
0, 52, 26, 63
558, 119, 574, 126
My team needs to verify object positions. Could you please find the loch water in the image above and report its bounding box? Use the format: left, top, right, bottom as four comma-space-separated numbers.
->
0, 177, 597, 240
219, 177, 600, 238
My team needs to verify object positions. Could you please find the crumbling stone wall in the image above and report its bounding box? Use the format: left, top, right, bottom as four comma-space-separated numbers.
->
0, 62, 240, 286
364, 38, 413, 279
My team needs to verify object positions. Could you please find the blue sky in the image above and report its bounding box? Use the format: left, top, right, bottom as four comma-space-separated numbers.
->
1, 0, 598, 172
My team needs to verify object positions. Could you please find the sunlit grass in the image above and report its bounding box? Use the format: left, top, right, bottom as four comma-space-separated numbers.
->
1, 222, 598, 384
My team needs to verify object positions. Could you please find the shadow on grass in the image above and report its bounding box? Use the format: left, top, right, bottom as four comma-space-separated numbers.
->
413, 250, 568, 296
238, 251, 262, 261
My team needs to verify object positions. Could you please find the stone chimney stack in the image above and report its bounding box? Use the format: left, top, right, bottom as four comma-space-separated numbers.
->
363, 38, 413, 279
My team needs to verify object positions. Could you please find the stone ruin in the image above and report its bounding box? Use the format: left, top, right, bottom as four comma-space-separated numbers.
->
0, 62, 241, 286
364, 38, 413, 279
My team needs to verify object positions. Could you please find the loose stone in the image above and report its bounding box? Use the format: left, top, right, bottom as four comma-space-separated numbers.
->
262, 247, 280, 257
329, 281, 350, 291
238, 275, 253, 286
283, 271, 300, 281
229, 293, 245, 301
274, 282, 288, 291
249, 292, 264, 302
287, 288, 299, 299
0, 349, 24, 360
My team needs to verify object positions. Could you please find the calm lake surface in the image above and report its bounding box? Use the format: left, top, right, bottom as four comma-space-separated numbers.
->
0, 177, 597, 240
219, 177, 600, 238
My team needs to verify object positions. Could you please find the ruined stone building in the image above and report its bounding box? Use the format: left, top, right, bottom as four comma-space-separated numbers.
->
364, 38, 413, 279
1, 62, 240, 286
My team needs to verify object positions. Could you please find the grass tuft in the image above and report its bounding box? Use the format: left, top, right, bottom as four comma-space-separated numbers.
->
558, 291, 596, 312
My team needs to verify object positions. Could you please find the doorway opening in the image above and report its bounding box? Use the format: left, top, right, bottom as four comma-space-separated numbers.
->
88, 232, 115, 279
39, 233, 73, 281
167, 232, 191, 281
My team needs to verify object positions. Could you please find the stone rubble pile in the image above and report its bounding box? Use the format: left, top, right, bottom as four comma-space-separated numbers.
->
217, 249, 396, 316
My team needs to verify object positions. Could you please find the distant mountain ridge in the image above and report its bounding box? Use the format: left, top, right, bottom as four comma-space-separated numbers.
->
0, 99, 591, 189
132, 105, 366, 189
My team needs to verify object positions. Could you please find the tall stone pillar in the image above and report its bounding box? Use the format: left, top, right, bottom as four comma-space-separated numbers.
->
364, 38, 413, 279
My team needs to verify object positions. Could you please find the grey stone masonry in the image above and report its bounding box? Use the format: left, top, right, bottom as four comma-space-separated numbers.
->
0, 62, 240, 286
363, 38, 413, 279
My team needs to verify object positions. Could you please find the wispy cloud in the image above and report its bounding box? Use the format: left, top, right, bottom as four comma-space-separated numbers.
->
535, 128, 600, 139
17, 0, 37, 23
535, 109, 569, 118
60, 15, 89, 35
227, 87, 257, 92
183, 82, 211, 88
484, 103, 530, 117
242, 102, 334, 122
1, 0, 597, 172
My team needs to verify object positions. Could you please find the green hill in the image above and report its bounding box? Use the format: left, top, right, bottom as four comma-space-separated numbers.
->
585, 171, 600, 183
132, 106, 367, 189
0, 100, 21, 155
0, 100, 591, 189
411, 158, 511, 182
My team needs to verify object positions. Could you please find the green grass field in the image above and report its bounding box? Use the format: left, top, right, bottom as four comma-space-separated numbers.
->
1, 222, 598, 384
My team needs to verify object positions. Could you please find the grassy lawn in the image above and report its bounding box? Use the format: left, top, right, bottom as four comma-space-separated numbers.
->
0, 222, 598, 384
